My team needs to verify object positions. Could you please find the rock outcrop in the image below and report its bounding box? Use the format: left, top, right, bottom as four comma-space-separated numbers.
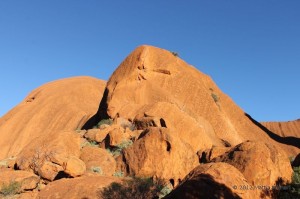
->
0, 76, 106, 160
94, 45, 297, 157
164, 162, 259, 199
212, 141, 293, 187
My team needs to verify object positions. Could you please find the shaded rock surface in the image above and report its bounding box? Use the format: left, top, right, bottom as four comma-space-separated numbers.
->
165, 162, 258, 199
37, 176, 120, 199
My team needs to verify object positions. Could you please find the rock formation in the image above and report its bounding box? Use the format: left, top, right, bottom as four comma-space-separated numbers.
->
0, 45, 298, 198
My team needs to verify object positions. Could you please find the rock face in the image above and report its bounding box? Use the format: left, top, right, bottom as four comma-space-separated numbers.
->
261, 119, 300, 156
0, 76, 106, 160
95, 45, 297, 157
165, 162, 258, 199
261, 119, 300, 138
212, 141, 293, 187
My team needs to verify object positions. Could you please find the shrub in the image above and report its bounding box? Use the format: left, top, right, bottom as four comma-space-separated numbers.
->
0, 181, 21, 196
107, 140, 133, 157
170, 51, 179, 57
263, 166, 300, 198
99, 177, 167, 199
113, 171, 124, 178
97, 119, 113, 128
211, 93, 219, 103
91, 166, 103, 175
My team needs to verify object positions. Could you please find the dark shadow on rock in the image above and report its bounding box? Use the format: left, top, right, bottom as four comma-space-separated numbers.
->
164, 173, 241, 199
82, 88, 110, 130
53, 171, 72, 181
260, 177, 300, 199
245, 113, 300, 149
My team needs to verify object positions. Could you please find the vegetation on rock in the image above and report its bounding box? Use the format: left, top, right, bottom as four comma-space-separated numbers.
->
0, 181, 21, 196
99, 177, 170, 199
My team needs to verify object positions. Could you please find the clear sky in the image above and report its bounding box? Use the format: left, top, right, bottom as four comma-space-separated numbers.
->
0, 0, 299, 122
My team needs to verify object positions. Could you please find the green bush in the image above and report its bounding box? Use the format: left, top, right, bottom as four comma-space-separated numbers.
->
97, 119, 113, 127
107, 140, 133, 157
91, 166, 103, 175
113, 171, 124, 178
171, 51, 179, 57
0, 181, 21, 196
211, 93, 219, 103
266, 166, 300, 198
99, 177, 167, 199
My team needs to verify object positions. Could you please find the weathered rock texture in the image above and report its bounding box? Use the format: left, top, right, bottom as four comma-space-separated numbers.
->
261, 119, 300, 138
261, 119, 300, 156
0, 76, 106, 160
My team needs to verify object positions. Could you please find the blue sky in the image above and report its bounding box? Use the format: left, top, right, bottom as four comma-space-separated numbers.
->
0, 0, 299, 121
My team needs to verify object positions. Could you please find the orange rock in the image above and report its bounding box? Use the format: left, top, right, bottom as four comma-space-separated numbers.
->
261, 119, 300, 138
0, 170, 40, 193
106, 126, 131, 147
261, 119, 300, 156
198, 146, 231, 163
123, 127, 198, 186
38, 161, 64, 181
0, 76, 106, 160
212, 141, 293, 187
80, 147, 116, 176
165, 162, 258, 199
37, 176, 120, 199
16, 191, 39, 199
64, 156, 86, 177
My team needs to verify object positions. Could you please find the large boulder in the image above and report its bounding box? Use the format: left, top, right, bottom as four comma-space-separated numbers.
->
123, 127, 199, 186
37, 176, 120, 199
80, 147, 116, 176
0, 76, 106, 160
165, 162, 258, 199
16, 130, 84, 180
212, 141, 293, 186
